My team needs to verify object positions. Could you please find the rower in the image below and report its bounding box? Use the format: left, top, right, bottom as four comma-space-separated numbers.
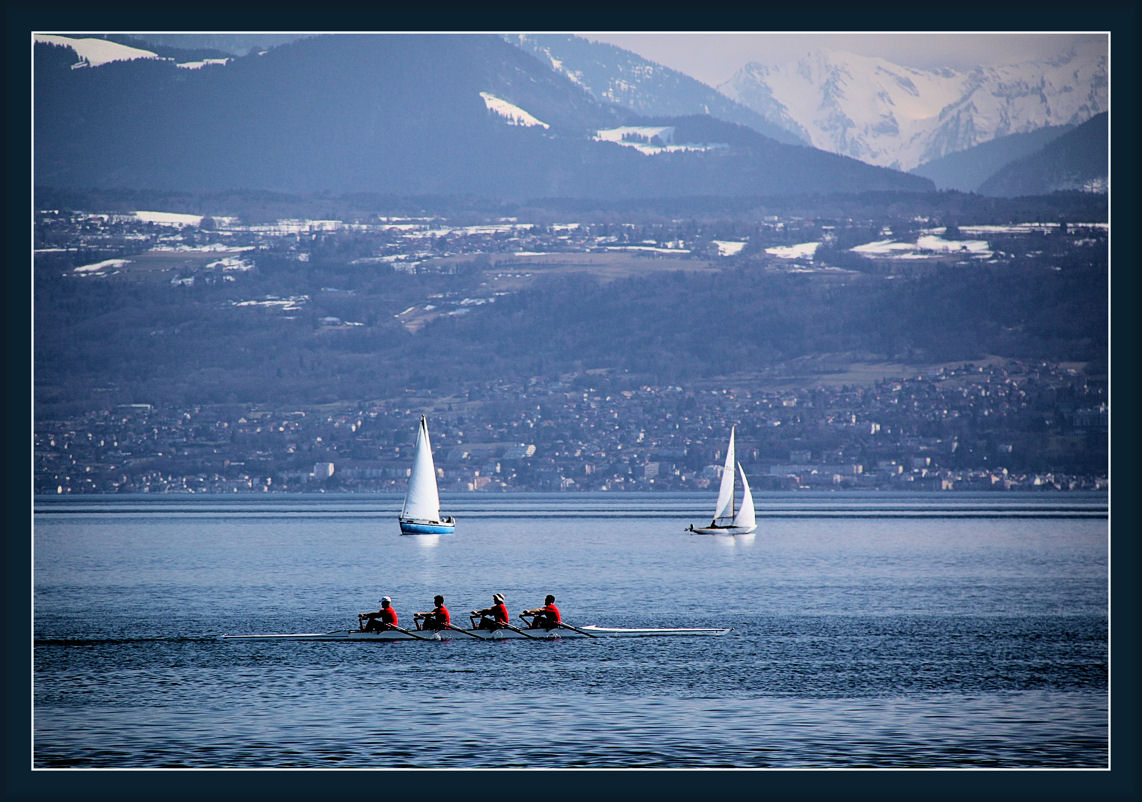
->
413, 594, 451, 631
359, 596, 398, 632
471, 593, 509, 630
521, 594, 561, 630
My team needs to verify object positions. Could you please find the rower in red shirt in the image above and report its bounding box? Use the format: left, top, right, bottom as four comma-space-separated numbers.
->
414, 594, 451, 631
359, 596, 398, 632
522, 594, 561, 630
471, 593, 509, 630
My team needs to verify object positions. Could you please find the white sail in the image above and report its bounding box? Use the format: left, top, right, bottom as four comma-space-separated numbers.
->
401, 416, 441, 521
732, 463, 756, 531
712, 426, 737, 522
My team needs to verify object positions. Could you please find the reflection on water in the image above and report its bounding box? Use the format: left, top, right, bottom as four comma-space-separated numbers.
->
704, 532, 756, 548
408, 534, 441, 548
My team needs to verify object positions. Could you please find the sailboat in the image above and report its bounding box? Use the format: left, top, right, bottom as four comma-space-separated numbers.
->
689, 426, 757, 535
398, 415, 456, 535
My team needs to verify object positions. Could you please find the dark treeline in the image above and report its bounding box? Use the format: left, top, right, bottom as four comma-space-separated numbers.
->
34, 186, 1108, 228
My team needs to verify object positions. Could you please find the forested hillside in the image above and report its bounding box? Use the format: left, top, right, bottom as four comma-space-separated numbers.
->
34, 232, 1107, 415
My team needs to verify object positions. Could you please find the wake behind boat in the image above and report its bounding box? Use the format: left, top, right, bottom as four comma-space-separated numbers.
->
399, 415, 455, 535
689, 425, 757, 535
221, 625, 732, 641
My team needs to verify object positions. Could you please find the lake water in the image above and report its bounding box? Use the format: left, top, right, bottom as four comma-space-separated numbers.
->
32, 492, 1109, 770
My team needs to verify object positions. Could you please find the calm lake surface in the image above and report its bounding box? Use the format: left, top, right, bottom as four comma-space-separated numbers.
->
32, 492, 1109, 769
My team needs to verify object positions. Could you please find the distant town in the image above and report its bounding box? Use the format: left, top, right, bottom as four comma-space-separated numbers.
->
34, 201, 1108, 495
34, 358, 1106, 495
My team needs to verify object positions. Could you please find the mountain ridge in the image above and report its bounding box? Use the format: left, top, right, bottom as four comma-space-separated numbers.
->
33, 34, 933, 201
911, 125, 1075, 192
977, 112, 1108, 197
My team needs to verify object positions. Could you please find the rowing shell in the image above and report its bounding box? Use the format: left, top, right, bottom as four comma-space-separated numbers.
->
220, 625, 732, 641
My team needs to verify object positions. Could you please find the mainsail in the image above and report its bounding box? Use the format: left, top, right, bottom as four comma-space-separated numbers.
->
401, 416, 441, 521
712, 425, 737, 523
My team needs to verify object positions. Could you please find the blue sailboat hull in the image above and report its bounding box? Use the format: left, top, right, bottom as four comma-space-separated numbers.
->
399, 518, 456, 535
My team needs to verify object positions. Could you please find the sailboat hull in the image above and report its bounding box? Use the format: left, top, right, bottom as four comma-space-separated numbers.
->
399, 518, 456, 535
689, 524, 757, 536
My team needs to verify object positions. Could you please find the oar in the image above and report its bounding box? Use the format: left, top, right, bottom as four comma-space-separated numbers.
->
498, 621, 543, 639
444, 623, 487, 640
470, 613, 542, 639
359, 614, 433, 641
389, 624, 436, 641
556, 622, 598, 638
519, 614, 594, 638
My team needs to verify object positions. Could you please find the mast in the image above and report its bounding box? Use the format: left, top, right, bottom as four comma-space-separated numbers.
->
729, 426, 735, 520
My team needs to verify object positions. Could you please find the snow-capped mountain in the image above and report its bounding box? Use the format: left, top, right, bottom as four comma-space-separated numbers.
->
719, 48, 1107, 171
506, 34, 805, 145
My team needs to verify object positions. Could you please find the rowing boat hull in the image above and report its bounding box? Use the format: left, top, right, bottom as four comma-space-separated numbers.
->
221, 625, 732, 641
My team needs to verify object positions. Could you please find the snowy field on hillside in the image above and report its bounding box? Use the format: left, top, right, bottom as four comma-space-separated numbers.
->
765, 242, 820, 260
480, 92, 549, 129
851, 235, 992, 260
35, 35, 162, 67
714, 241, 748, 257
71, 259, 129, 276
34, 34, 230, 70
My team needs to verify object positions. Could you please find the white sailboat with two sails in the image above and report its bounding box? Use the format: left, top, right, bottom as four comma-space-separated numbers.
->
689, 426, 757, 535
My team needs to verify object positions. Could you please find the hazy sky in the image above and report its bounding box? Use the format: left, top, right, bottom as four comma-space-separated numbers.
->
583, 32, 1109, 88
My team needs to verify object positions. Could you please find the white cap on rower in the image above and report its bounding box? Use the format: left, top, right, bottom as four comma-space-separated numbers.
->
381, 596, 391, 603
